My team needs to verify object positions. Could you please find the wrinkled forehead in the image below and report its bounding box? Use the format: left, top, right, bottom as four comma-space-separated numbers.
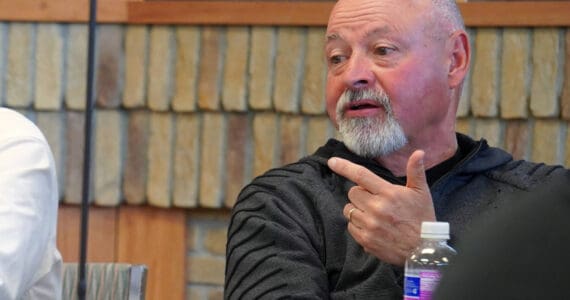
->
327, 0, 432, 32
328, 0, 432, 27
329, 0, 430, 17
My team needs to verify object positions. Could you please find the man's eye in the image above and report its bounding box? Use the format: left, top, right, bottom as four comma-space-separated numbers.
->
374, 47, 393, 56
329, 55, 345, 65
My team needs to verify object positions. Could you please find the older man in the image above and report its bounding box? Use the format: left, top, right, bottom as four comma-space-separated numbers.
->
225, 0, 568, 299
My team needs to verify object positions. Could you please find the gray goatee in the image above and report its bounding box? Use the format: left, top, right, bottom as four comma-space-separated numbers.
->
336, 89, 407, 158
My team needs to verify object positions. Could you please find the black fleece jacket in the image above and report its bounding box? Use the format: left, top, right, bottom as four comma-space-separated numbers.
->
225, 134, 568, 299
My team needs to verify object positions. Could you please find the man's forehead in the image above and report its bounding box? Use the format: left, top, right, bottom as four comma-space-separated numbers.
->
330, 0, 429, 19
326, 27, 393, 43
333, 0, 422, 9
327, 0, 432, 38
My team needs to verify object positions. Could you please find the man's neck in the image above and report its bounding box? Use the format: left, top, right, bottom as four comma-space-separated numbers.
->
374, 133, 458, 177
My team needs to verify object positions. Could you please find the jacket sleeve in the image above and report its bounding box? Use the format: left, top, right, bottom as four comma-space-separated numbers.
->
225, 167, 329, 299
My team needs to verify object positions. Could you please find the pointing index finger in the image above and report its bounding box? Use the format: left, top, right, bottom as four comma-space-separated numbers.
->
328, 157, 388, 194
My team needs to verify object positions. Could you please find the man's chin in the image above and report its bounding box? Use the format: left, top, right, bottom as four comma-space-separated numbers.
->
341, 133, 407, 159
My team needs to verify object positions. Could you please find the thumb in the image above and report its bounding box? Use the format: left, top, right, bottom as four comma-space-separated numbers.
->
406, 150, 429, 191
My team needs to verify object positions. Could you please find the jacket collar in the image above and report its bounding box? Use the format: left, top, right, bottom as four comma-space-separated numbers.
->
311, 133, 513, 185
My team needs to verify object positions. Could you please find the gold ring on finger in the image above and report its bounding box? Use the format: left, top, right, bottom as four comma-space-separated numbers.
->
348, 207, 357, 223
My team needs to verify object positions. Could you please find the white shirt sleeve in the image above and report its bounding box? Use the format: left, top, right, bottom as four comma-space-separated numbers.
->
0, 108, 62, 300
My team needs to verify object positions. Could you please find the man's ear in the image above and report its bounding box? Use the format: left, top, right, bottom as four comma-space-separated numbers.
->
447, 30, 470, 89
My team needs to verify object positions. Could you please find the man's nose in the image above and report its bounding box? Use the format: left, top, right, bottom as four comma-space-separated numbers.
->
344, 54, 375, 89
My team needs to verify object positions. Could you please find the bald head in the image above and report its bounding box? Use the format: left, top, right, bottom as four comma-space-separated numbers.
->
330, 0, 465, 37
431, 0, 465, 33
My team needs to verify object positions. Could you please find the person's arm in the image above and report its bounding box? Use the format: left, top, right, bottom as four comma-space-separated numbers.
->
0, 135, 59, 299
225, 171, 329, 299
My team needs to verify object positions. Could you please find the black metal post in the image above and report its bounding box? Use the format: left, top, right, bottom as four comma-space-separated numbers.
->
78, 0, 98, 298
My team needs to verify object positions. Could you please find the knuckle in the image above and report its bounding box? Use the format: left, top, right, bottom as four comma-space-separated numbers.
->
347, 187, 359, 199
367, 218, 381, 231
354, 167, 368, 182
359, 230, 370, 245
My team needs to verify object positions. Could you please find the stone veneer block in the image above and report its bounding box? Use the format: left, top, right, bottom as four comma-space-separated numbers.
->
248, 27, 275, 110
187, 256, 225, 285
146, 112, 174, 207
172, 26, 200, 112
35, 24, 63, 110
172, 114, 200, 208
148, 26, 174, 111
6, 23, 34, 108
279, 115, 303, 165
500, 28, 531, 119
123, 111, 149, 205
199, 113, 226, 208
301, 27, 326, 115
94, 110, 123, 206
96, 25, 123, 108
504, 120, 530, 160
208, 289, 224, 300
186, 289, 201, 300
253, 113, 277, 177
0, 23, 5, 104
273, 27, 305, 113
455, 118, 473, 136
36, 112, 65, 196
473, 119, 503, 148
562, 30, 570, 119
532, 120, 563, 165
224, 114, 250, 208
456, 28, 474, 118
222, 27, 249, 112
64, 111, 85, 204
204, 227, 228, 255
65, 24, 88, 110
306, 116, 332, 155
123, 25, 148, 108
530, 29, 563, 118
197, 27, 223, 111
470, 28, 500, 117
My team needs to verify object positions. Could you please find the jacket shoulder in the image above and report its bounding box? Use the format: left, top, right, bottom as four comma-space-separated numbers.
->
486, 159, 569, 191
236, 156, 334, 204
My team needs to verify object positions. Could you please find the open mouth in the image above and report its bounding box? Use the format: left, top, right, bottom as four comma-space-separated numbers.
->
340, 99, 384, 118
347, 100, 381, 111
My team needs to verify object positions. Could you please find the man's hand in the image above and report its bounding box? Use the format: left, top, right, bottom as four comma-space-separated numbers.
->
327, 150, 436, 266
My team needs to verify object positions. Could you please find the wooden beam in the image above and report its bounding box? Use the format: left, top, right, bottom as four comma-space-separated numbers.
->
460, 2, 570, 27
127, 1, 570, 27
0, 0, 134, 23
127, 1, 333, 26
117, 206, 186, 300
57, 205, 118, 263
0, 1, 570, 26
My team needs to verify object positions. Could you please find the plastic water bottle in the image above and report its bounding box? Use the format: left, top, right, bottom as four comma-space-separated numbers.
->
403, 221, 456, 300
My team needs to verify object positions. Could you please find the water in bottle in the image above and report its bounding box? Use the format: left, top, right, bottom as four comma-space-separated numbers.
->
403, 221, 456, 300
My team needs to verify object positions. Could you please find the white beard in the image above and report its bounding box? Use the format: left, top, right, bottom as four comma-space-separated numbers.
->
336, 89, 408, 158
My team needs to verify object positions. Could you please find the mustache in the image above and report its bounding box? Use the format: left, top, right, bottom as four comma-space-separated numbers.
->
337, 88, 393, 117
345, 89, 390, 105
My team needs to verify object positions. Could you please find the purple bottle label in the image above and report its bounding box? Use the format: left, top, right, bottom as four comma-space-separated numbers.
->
404, 271, 442, 300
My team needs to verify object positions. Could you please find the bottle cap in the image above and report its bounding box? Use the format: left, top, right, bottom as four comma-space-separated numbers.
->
421, 221, 450, 239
